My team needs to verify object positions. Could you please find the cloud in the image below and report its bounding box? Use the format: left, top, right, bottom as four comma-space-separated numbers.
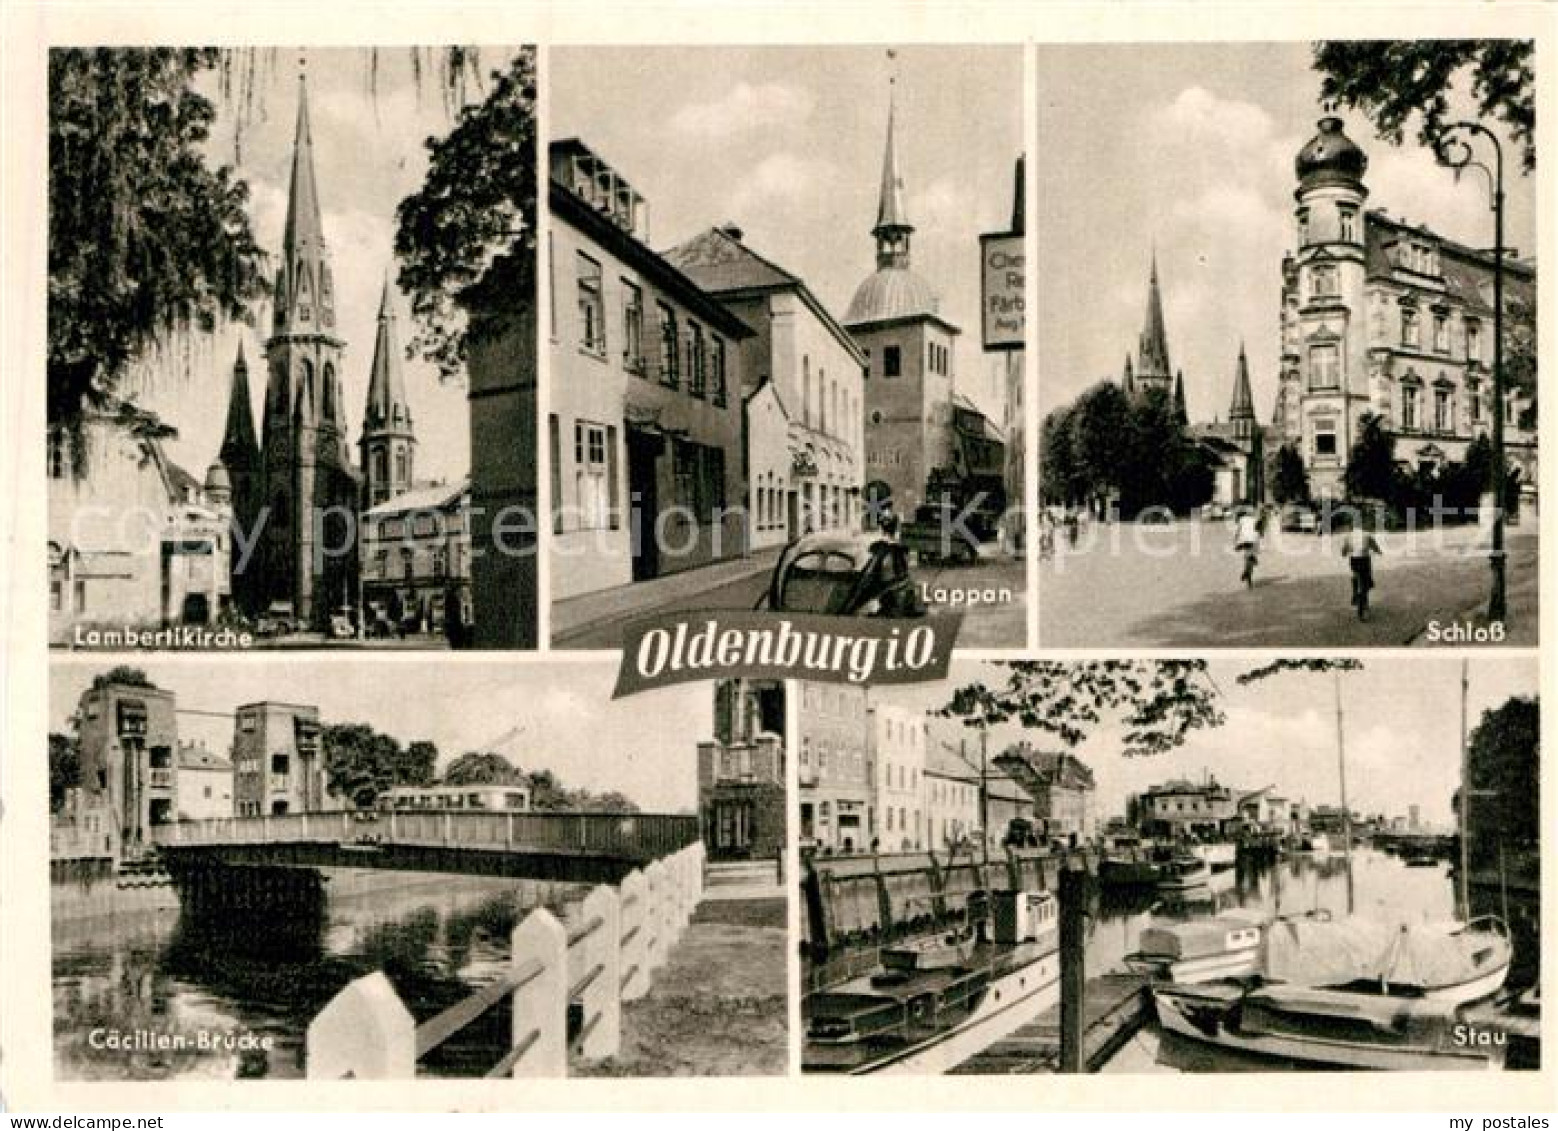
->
723, 151, 837, 221
670, 81, 815, 140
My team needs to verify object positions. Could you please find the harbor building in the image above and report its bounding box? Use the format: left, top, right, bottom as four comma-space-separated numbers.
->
1273, 115, 1538, 499
994, 744, 1097, 842
697, 679, 787, 862
231, 701, 327, 816
869, 704, 927, 852
1139, 778, 1237, 840
798, 683, 872, 854
922, 739, 980, 851
668, 226, 868, 545
74, 672, 180, 860
547, 139, 754, 599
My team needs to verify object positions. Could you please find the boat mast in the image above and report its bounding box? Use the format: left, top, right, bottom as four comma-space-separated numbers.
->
1334, 669, 1354, 915
1459, 658, 1470, 921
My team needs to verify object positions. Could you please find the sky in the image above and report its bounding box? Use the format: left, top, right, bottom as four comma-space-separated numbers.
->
1036, 42, 1538, 427
868, 656, 1537, 830
50, 659, 710, 813
552, 44, 1023, 420
115, 47, 529, 486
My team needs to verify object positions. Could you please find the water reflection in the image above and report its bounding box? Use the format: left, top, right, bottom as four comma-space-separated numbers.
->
53, 870, 580, 1080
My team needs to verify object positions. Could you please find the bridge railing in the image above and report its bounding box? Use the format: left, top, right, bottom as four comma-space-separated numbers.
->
304, 841, 705, 1078
155, 810, 699, 860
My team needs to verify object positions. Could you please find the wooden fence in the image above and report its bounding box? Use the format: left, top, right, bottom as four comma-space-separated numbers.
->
305, 840, 705, 1078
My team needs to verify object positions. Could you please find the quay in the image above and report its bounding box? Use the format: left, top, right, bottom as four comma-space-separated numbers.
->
950, 973, 1152, 1074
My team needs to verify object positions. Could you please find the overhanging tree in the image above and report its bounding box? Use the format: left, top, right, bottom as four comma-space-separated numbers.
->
49, 48, 267, 472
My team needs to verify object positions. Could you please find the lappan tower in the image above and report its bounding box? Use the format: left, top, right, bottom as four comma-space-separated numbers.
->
259, 73, 358, 628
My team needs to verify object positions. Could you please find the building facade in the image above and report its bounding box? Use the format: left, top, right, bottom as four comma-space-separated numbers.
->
698, 679, 787, 862
548, 140, 753, 600
231, 701, 327, 816
993, 743, 1095, 842
176, 741, 234, 822
1139, 779, 1237, 840
74, 674, 179, 860
669, 226, 868, 546
869, 704, 927, 852
1273, 115, 1539, 499
797, 682, 872, 853
922, 739, 980, 852
359, 481, 473, 639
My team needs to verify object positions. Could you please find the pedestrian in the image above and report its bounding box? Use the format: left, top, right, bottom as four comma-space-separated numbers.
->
1340, 512, 1384, 621
1233, 506, 1261, 588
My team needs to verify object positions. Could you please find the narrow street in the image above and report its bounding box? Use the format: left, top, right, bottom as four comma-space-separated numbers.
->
1039, 516, 1539, 648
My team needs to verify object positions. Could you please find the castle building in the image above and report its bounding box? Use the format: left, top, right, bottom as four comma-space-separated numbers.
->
667, 225, 867, 546
846, 84, 964, 514
251, 77, 361, 628
1273, 115, 1539, 499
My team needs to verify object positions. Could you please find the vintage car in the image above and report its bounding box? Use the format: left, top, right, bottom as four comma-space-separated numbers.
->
1281, 503, 1320, 533
255, 600, 297, 638
899, 502, 981, 565
759, 533, 927, 618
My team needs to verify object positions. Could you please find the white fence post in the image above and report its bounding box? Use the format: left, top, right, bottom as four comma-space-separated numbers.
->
643, 860, 666, 975
509, 907, 567, 1077
618, 869, 650, 1002
576, 884, 620, 1061
306, 971, 415, 1080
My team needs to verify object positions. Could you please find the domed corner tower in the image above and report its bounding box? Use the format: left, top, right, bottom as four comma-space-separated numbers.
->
1286, 114, 1371, 499
844, 70, 962, 514
259, 72, 359, 629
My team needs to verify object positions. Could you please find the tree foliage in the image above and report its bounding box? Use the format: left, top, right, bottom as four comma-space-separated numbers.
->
323, 722, 411, 808
1459, 695, 1539, 859
50, 732, 81, 813
443, 750, 526, 787
1313, 40, 1535, 173
1272, 443, 1311, 505
90, 665, 157, 691
940, 661, 1226, 756
49, 48, 267, 468
1344, 412, 1396, 502
394, 48, 537, 380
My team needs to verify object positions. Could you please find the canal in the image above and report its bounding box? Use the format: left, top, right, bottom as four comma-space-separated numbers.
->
52, 869, 582, 1080
1088, 847, 1539, 1072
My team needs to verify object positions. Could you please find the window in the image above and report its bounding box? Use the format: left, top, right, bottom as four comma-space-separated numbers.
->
1310, 264, 1338, 298
1466, 321, 1481, 364
1400, 380, 1422, 431
1401, 308, 1420, 348
1296, 208, 1309, 246
883, 345, 902, 378
1468, 378, 1483, 424
1339, 205, 1357, 243
688, 321, 706, 397
711, 336, 727, 405
1434, 383, 1454, 433
1433, 314, 1448, 353
657, 302, 678, 386
549, 415, 563, 533
622, 280, 644, 372
576, 253, 605, 355
574, 421, 611, 529
1313, 418, 1338, 460
1308, 343, 1340, 390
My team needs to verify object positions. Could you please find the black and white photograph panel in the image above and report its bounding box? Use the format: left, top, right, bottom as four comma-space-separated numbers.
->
49, 662, 787, 1079
547, 45, 1026, 650
1036, 42, 1538, 649
798, 658, 1539, 1074
47, 47, 539, 651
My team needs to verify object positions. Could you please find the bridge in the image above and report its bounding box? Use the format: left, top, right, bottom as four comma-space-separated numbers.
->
153, 810, 702, 914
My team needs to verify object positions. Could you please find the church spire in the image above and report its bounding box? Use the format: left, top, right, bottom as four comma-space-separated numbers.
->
273, 65, 335, 336
1230, 341, 1256, 440
363, 277, 412, 435
872, 54, 913, 270
220, 340, 260, 469
1137, 250, 1172, 381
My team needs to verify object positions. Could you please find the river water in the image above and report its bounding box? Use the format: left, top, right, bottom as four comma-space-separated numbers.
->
52, 869, 583, 1081
1090, 847, 1539, 1072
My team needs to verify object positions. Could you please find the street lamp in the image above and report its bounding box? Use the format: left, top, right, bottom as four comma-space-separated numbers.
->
1433, 121, 1507, 623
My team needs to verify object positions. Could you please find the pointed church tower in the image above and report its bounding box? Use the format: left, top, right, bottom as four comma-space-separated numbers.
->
1230, 341, 1256, 441
1173, 369, 1189, 425
1133, 252, 1174, 396
360, 277, 416, 507
218, 342, 263, 612
871, 78, 913, 271
260, 67, 358, 629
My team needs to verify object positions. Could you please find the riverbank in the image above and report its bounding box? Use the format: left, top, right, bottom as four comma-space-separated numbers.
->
573, 897, 788, 1076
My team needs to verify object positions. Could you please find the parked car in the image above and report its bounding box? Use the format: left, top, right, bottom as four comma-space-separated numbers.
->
900, 502, 980, 565
255, 600, 296, 637
759, 533, 926, 618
